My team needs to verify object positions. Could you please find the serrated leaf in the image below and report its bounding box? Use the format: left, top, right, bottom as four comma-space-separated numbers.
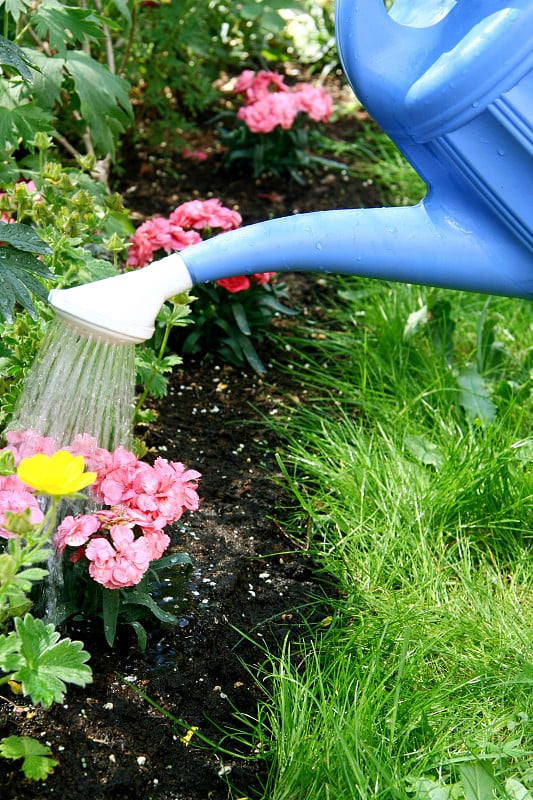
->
160, 354, 182, 370
0, 735, 58, 780
12, 566, 49, 590
0, 35, 35, 81
0, 99, 55, 151
65, 51, 132, 157
0, 245, 52, 321
12, 614, 92, 708
1, 0, 32, 22
405, 434, 443, 469
0, 222, 52, 255
33, 0, 104, 56
457, 365, 497, 426
0, 631, 22, 673
21, 49, 65, 109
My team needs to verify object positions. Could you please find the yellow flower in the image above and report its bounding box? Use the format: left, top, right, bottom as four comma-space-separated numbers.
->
17, 451, 97, 497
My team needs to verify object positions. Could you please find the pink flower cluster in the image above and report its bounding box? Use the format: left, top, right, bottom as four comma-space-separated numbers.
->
234, 70, 333, 134
127, 198, 242, 268
1, 430, 201, 590
126, 197, 275, 293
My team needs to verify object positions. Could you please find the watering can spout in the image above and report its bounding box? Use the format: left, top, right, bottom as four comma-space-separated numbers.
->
48, 0, 533, 345
48, 196, 533, 345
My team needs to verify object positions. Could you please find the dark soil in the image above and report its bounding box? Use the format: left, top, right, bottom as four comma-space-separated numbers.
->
1, 115, 379, 799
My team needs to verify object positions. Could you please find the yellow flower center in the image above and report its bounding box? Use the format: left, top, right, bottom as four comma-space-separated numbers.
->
17, 451, 97, 497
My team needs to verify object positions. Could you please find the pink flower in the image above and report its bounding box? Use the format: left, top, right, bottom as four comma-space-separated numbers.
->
126, 216, 174, 267
169, 199, 242, 232
234, 70, 288, 105
167, 226, 202, 251
293, 84, 332, 122
0, 489, 44, 538
143, 529, 171, 560
91, 446, 140, 506
54, 513, 101, 554
68, 433, 112, 475
130, 457, 201, 531
0, 474, 27, 493
3, 430, 202, 589
86, 526, 152, 588
181, 148, 208, 162
126, 199, 239, 267
237, 93, 299, 133
232, 70, 333, 133
3, 429, 58, 466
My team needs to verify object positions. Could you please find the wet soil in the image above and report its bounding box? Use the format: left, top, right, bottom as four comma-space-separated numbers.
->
1, 114, 379, 799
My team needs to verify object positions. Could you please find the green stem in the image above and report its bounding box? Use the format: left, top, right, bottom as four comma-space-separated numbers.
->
133, 305, 174, 419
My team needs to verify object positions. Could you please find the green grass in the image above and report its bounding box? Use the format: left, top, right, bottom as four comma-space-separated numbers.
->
245, 277, 533, 800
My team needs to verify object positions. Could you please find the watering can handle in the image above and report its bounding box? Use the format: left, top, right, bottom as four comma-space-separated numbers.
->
335, 0, 533, 140
335, 0, 459, 135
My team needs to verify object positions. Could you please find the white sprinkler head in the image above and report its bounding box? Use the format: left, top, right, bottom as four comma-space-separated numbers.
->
48, 253, 194, 345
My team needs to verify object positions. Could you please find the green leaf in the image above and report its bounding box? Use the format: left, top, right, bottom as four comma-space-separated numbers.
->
236, 333, 267, 373
12, 614, 92, 708
404, 434, 443, 469
122, 588, 178, 624
1, 0, 32, 23
0, 630, 22, 674
0, 245, 52, 321
21, 49, 65, 109
0, 35, 35, 81
110, 0, 132, 27
458, 763, 498, 800
65, 51, 132, 157
33, 0, 104, 56
0, 448, 15, 474
231, 301, 252, 335
404, 305, 430, 339
152, 552, 193, 572
128, 620, 147, 651
102, 586, 120, 647
0, 222, 52, 255
0, 735, 58, 780
505, 778, 533, 800
12, 566, 49, 591
0, 99, 55, 152
457, 365, 497, 426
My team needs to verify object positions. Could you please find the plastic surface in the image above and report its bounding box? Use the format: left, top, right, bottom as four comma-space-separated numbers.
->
48, 253, 192, 345
334, 0, 533, 254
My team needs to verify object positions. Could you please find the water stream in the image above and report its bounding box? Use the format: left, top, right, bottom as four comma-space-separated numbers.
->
8, 318, 135, 450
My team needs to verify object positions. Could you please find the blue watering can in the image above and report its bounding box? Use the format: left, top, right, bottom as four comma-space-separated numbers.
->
49, 0, 533, 344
